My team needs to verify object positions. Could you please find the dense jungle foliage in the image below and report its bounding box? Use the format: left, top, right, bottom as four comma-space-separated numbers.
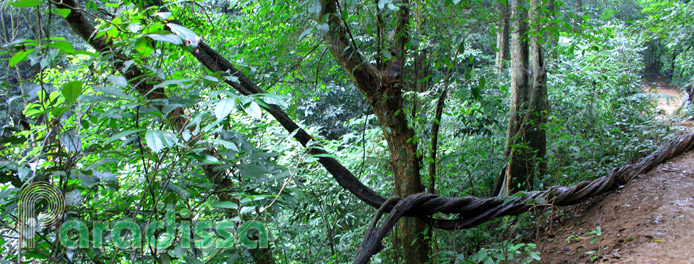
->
0, 0, 693, 263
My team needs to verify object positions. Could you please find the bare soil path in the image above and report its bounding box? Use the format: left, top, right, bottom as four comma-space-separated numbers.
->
538, 78, 694, 263
643, 77, 682, 115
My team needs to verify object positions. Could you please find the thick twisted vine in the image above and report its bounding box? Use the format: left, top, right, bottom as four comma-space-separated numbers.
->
354, 132, 694, 263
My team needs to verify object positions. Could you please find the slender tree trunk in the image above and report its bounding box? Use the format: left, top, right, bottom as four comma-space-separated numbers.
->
575, 0, 584, 31
547, 0, 559, 60
495, 1, 511, 74
428, 87, 447, 194
497, 0, 547, 194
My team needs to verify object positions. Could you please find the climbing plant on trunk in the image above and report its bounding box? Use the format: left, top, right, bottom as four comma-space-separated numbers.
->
497, 0, 548, 194
316, 0, 429, 262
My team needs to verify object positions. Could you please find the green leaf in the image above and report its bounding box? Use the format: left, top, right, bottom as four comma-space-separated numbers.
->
153, 78, 192, 89
237, 164, 268, 178
183, 255, 203, 264
308, 0, 321, 14
9, 49, 34, 67
299, 28, 313, 40
47, 41, 75, 54
50, 106, 70, 117
166, 183, 190, 198
8, 0, 43, 7
245, 101, 262, 119
225, 75, 240, 83
214, 98, 236, 120
154, 12, 173, 21
211, 139, 239, 152
61, 81, 83, 104
135, 37, 154, 56
210, 201, 239, 210
145, 130, 177, 153
107, 75, 128, 88
147, 34, 182, 45
316, 23, 329, 33
167, 23, 199, 47
53, 8, 71, 18
105, 129, 146, 145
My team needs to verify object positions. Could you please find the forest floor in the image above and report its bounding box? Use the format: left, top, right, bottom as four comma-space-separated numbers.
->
538, 78, 694, 263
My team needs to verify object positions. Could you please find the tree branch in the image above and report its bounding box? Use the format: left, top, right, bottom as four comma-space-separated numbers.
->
318, 0, 381, 101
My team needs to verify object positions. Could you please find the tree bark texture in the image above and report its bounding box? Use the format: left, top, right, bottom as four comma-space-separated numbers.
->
495, 1, 511, 74
499, 0, 548, 194
318, 0, 429, 262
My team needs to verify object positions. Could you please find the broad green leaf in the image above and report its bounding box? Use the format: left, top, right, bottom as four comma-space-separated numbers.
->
210, 201, 239, 210
239, 206, 255, 215
9, 49, 34, 67
211, 139, 239, 152
145, 130, 166, 153
105, 129, 146, 145
144, 130, 178, 153
183, 256, 203, 264
47, 41, 75, 54
214, 99, 236, 120
50, 107, 70, 117
237, 164, 268, 178
203, 75, 219, 82
18, 167, 31, 181
61, 81, 83, 104
23, 103, 42, 118
225, 75, 240, 83
245, 101, 262, 119
107, 76, 128, 88
64, 189, 82, 206
316, 23, 329, 33
135, 37, 154, 56
53, 8, 71, 18
153, 78, 192, 89
167, 23, 199, 47
106, 17, 122, 40
299, 28, 313, 40
308, 0, 321, 14
154, 12, 173, 20
166, 183, 190, 198
127, 23, 142, 33
147, 34, 182, 45
8, 0, 43, 7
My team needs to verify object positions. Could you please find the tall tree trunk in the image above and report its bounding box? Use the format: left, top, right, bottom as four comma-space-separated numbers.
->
497, 0, 547, 194
317, 0, 429, 262
547, 0, 559, 60
495, 1, 511, 74
527, 0, 548, 184
575, 0, 584, 31
373, 96, 428, 264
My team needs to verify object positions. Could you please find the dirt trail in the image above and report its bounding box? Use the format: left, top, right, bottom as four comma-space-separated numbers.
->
643, 77, 682, 115
539, 78, 694, 263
